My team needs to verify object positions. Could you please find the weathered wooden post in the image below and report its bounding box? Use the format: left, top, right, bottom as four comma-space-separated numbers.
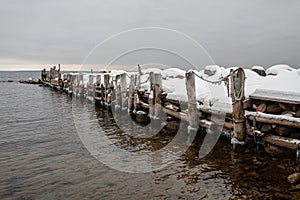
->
148, 72, 155, 117
104, 74, 110, 105
73, 74, 79, 96
128, 74, 135, 112
137, 64, 142, 89
185, 71, 198, 131
87, 75, 94, 101
230, 67, 246, 146
113, 75, 122, 112
94, 75, 101, 103
154, 73, 162, 119
120, 73, 127, 110
79, 74, 84, 98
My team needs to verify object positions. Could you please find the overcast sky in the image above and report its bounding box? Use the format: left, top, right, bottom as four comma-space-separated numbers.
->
1, 0, 300, 70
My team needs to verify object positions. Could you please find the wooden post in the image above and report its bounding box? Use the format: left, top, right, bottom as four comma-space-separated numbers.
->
112, 75, 121, 111
148, 72, 155, 117
120, 73, 127, 110
185, 71, 198, 129
81, 74, 85, 97
230, 67, 246, 143
154, 73, 162, 119
87, 75, 93, 100
128, 74, 135, 112
137, 64, 142, 89
70, 74, 76, 95
104, 74, 110, 104
95, 75, 101, 101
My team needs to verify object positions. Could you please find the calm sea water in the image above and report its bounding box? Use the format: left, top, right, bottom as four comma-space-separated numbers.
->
0, 71, 299, 199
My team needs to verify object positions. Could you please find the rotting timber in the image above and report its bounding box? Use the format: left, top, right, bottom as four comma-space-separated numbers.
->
39, 65, 300, 161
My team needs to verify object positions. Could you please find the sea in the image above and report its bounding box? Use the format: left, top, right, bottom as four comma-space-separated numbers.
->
0, 71, 299, 199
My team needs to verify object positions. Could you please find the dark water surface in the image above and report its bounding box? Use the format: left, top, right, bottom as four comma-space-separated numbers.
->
0, 72, 299, 199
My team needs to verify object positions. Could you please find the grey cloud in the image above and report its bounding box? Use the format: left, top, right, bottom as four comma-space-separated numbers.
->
0, 0, 300, 69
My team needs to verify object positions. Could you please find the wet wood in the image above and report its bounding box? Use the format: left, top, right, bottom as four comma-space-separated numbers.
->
247, 129, 300, 150
154, 73, 162, 119
185, 71, 198, 129
246, 112, 300, 128
230, 67, 246, 141
128, 75, 135, 112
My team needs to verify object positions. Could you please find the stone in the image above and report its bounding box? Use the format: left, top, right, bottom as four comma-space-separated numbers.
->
264, 144, 285, 157
256, 103, 267, 112
251, 66, 266, 76
275, 125, 296, 136
135, 110, 149, 124
296, 110, 300, 118
278, 102, 291, 111
288, 173, 300, 184
204, 65, 219, 76
261, 124, 272, 132
266, 104, 283, 114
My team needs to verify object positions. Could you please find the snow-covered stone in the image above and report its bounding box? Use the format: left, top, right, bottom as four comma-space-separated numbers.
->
251, 66, 266, 76
266, 64, 295, 76
204, 65, 220, 76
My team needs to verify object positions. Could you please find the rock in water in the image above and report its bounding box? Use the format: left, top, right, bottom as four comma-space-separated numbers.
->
288, 173, 300, 184
135, 111, 149, 124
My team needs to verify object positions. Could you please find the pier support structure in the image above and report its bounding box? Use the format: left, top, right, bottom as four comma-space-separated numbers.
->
230, 67, 246, 146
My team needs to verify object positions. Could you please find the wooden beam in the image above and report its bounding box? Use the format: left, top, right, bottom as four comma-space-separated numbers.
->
246, 112, 300, 128
246, 128, 300, 150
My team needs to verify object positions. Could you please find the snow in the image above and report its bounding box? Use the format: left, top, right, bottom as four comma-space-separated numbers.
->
204, 65, 220, 76
62, 64, 300, 114
161, 68, 186, 79
266, 64, 295, 75
245, 111, 300, 123
251, 66, 264, 71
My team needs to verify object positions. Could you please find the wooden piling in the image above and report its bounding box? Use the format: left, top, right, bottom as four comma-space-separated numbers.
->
148, 72, 155, 117
154, 73, 162, 119
120, 73, 127, 109
185, 71, 198, 129
128, 74, 135, 112
230, 67, 246, 142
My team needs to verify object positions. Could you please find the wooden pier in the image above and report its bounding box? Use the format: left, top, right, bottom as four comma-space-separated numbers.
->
40, 65, 300, 160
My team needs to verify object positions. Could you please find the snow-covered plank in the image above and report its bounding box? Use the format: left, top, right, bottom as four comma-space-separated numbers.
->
249, 89, 300, 105
246, 111, 300, 128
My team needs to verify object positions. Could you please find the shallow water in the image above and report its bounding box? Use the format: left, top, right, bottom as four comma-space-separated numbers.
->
0, 72, 299, 199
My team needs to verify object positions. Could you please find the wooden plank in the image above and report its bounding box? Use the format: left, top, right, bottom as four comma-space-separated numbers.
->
246, 111, 300, 128
250, 89, 300, 105
264, 135, 300, 150
246, 129, 300, 149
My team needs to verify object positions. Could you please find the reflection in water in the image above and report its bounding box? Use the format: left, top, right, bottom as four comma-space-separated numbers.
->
0, 74, 299, 199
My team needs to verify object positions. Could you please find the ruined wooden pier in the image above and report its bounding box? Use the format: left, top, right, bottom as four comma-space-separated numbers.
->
40, 65, 300, 160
